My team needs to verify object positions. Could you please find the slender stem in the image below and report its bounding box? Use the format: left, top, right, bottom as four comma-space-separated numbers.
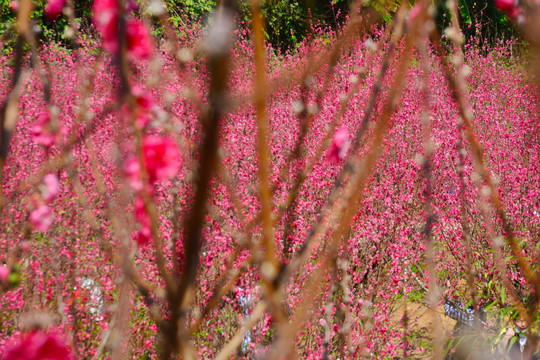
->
251, 0, 278, 275
416, 7, 443, 357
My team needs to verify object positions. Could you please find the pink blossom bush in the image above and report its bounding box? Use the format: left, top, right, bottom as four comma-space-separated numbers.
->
0, 4, 539, 359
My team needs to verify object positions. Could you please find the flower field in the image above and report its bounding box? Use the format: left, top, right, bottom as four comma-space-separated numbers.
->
0, 0, 540, 359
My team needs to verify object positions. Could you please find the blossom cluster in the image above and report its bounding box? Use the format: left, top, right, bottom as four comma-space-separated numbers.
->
0, 7, 538, 360
92, 0, 153, 59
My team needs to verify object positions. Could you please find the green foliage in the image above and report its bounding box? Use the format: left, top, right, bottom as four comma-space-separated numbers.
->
167, 0, 352, 52
0, 0, 521, 53
457, 0, 471, 24
8, 263, 21, 289
167, 0, 216, 29
0, 0, 16, 53
260, 0, 309, 51
260, 0, 351, 51
363, 0, 401, 23
435, 0, 516, 46
365, 0, 516, 47
0, 0, 13, 20
169, 0, 216, 20
0, 1, 77, 50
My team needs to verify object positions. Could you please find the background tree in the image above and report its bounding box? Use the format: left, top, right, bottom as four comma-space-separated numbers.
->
0, 0, 519, 51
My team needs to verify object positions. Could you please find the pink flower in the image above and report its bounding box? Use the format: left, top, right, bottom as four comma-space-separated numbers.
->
30, 205, 54, 232
124, 158, 143, 191
408, 3, 421, 23
134, 227, 152, 246
0, 265, 8, 283
126, 19, 153, 60
41, 174, 60, 202
121, 86, 156, 130
92, 0, 117, 29
4, 330, 73, 360
132, 86, 154, 112
142, 135, 181, 183
20, 241, 30, 252
45, 0, 66, 20
31, 112, 56, 147
92, 0, 152, 59
123, 135, 181, 189
495, 0, 520, 19
327, 128, 350, 163
133, 196, 151, 246
92, 0, 119, 53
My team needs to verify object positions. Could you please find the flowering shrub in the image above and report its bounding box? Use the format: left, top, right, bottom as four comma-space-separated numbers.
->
0, 1, 539, 359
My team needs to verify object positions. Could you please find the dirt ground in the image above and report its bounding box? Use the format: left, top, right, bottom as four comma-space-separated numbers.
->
390, 302, 512, 359
390, 302, 456, 358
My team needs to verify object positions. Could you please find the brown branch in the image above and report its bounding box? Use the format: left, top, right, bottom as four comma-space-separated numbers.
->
416, 5, 443, 356
164, 6, 235, 360
250, 0, 287, 335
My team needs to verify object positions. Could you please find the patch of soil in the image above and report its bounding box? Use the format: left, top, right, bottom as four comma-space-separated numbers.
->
390, 302, 456, 358
390, 302, 512, 359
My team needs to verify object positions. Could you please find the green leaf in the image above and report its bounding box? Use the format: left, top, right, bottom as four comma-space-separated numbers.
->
8, 272, 20, 287
457, 0, 472, 24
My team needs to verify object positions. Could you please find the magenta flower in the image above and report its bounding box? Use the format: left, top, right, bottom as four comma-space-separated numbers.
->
132, 86, 154, 111
92, 0, 119, 54
133, 196, 152, 246
29, 205, 54, 232
31, 112, 56, 147
124, 134, 181, 190
494, 0, 520, 19
0, 265, 8, 283
408, 3, 421, 23
134, 227, 152, 246
126, 19, 153, 60
42, 174, 60, 202
327, 128, 350, 163
4, 330, 73, 360
124, 158, 144, 191
92, 0, 152, 59
44, 0, 66, 20
141, 135, 181, 184
121, 86, 156, 130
